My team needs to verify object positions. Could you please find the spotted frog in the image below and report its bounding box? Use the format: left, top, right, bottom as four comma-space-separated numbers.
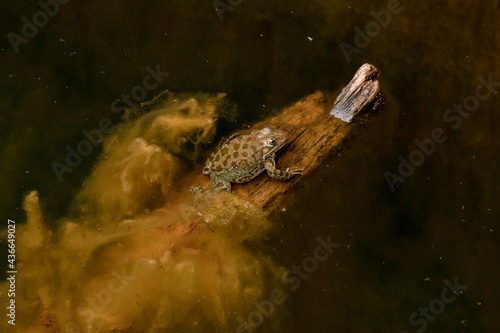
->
195, 126, 303, 192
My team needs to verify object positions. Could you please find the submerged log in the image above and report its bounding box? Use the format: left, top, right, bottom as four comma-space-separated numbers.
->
232, 63, 385, 214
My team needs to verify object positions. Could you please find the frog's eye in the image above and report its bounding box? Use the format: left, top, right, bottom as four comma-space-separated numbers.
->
269, 139, 276, 146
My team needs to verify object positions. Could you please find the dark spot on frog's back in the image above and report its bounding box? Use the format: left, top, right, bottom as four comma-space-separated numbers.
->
242, 151, 248, 158
221, 147, 229, 155
242, 143, 248, 149
233, 143, 240, 150
233, 151, 239, 158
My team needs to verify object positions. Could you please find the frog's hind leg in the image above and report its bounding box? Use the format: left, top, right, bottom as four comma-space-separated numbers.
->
210, 173, 232, 192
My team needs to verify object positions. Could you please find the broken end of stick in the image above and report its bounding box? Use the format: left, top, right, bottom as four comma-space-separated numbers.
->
330, 63, 382, 123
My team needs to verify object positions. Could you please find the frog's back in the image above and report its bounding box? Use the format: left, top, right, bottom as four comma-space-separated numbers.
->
203, 132, 262, 180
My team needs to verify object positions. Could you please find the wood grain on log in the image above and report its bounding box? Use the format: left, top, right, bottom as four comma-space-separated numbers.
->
232, 63, 384, 214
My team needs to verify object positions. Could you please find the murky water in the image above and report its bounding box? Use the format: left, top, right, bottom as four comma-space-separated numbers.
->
1, 0, 499, 332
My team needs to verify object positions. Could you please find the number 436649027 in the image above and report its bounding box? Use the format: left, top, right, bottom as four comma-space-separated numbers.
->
7, 219, 16, 269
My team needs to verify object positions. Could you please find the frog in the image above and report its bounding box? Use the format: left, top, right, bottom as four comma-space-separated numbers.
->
193, 126, 303, 192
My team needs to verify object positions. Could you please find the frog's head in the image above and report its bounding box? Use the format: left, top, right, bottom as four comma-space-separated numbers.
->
252, 126, 288, 159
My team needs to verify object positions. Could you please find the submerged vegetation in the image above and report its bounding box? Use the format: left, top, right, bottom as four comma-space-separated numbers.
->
1, 92, 286, 332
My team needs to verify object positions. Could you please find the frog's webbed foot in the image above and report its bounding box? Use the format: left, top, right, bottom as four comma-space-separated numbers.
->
210, 173, 232, 192
191, 176, 231, 195
268, 167, 303, 180
286, 167, 304, 175
190, 185, 207, 195
264, 159, 303, 181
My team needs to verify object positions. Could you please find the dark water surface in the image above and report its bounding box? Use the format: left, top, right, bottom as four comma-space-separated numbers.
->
1, 0, 499, 332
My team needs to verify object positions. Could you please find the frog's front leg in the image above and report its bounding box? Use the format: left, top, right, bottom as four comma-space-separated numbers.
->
210, 173, 232, 192
264, 158, 303, 181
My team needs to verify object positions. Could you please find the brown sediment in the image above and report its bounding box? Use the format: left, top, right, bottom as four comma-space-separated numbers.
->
156, 222, 206, 236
